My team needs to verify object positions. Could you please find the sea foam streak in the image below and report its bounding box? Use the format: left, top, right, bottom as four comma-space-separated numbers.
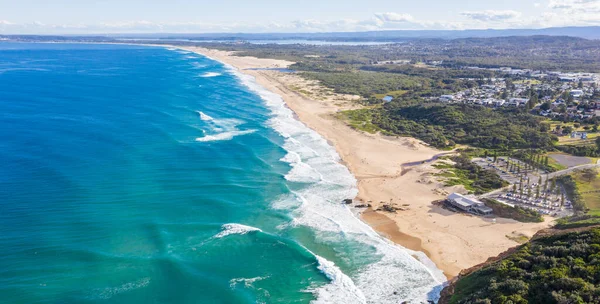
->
224, 62, 446, 303
195, 111, 256, 142
196, 130, 256, 142
198, 111, 214, 121
199, 72, 221, 78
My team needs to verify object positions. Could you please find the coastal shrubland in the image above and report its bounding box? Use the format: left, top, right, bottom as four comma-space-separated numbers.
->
300, 71, 425, 98
442, 225, 600, 304
336, 109, 384, 134
434, 154, 508, 194
555, 214, 600, 229
369, 103, 557, 150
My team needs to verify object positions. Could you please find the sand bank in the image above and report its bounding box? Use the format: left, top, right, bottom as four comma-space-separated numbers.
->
181, 46, 552, 277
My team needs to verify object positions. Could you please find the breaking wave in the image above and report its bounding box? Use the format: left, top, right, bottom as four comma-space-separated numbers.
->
214, 223, 263, 238
195, 111, 256, 142
198, 72, 221, 78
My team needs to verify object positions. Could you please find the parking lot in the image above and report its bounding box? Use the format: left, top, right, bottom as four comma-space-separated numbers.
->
472, 157, 541, 185
472, 157, 574, 218
492, 192, 574, 217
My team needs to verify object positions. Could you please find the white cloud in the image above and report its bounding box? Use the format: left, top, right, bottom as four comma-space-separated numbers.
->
548, 0, 600, 10
461, 10, 522, 22
374, 12, 414, 23
543, 0, 600, 27
1, 8, 600, 35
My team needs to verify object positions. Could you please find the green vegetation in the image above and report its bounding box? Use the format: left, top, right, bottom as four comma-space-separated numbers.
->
369, 103, 557, 149
199, 36, 600, 73
336, 108, 384, 134
510, 150, 556, 172
506, 233, 530, 244
373, 90, 408, 100
435, 154, 508, 194
557, 175, 586, 213
572, 168, 600, 213
300, 71, 425, 99
555, 214, 600, 229
556, 144, 600, 157
446, 227, 600, 304
482, 199, 544, 223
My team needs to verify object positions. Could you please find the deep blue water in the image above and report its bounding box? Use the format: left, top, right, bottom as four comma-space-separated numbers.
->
0, 43, 443, 304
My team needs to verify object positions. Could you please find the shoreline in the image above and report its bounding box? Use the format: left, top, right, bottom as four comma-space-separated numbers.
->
177, 46, 553, 278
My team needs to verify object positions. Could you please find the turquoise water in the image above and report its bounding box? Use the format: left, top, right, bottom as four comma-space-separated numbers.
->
0, 43, 444, 303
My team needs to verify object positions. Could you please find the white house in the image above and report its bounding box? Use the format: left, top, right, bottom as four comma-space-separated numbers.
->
447, 193, 493, 215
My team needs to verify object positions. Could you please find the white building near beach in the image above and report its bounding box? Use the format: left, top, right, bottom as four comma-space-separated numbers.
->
447, 193, 493, 215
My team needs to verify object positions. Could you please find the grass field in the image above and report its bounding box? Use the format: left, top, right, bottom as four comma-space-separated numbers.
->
556, 132, 600, 146
373, 90, 409, 100
514, 79, 542, 85
572, 168, 600, 213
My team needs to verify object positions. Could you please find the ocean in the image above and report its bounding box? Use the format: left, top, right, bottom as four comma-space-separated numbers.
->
0, 43, 444, 303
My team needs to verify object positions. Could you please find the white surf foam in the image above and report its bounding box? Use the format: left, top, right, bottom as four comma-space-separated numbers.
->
214, 223, 263, 239
195, 111, 255, 142
197, 111, 214, 121
199, 72, 221, 78
310, 255, 367, 304
229, 276, 269, 289
196, 130, 256, 142
224, 62, 446, 303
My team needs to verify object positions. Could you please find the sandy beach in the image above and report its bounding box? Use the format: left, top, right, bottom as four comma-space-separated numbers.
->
182, 46, 552, 278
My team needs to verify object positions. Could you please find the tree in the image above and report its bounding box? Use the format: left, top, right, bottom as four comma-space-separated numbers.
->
596, 136, 600, 150
581, 168, 598, 182
540, 101, 551, 111
563, 126, 574, 135
527, 93, 538, 110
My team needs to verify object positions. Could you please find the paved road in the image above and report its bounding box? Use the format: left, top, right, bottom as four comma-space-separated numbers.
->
547, 163, 600, 179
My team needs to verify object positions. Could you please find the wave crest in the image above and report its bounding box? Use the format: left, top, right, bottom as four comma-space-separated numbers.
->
214, 223, 263, 238
199, 72, 221, 78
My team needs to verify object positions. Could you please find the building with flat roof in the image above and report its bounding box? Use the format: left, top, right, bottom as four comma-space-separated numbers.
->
447, 193, 493, 215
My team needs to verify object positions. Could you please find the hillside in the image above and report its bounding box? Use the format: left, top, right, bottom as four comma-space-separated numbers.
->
439, 223, 600, 304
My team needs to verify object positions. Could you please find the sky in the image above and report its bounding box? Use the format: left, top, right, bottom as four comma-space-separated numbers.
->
1, 0, 599, 34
